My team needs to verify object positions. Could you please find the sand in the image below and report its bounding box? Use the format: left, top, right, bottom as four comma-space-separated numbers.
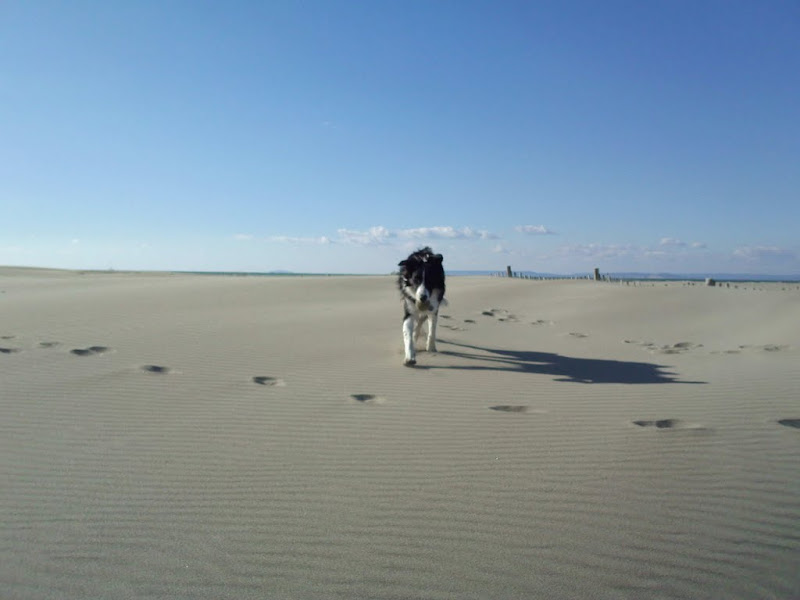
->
1, 268, 799, 599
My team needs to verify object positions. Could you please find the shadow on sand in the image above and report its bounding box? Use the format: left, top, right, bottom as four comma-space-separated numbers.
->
427, 341, 706, 385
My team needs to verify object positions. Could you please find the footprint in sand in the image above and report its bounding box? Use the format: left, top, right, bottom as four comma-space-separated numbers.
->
0, 347, 21, 354
464, 319, 476, 324
39, 341, 60, 348
671, 342, 699, 350
568, 332, 588, 339
481, 308, 516, 320
142, 365, 171, 374
777, 419, 800, 429
495, 309, 519, 322
628, 341, 702, 354
350, 394, 386, 405
759, 344, 790, 352
489, 405, 528, 413
1, 335, 15, 340
253, 376, 286, 387
633, 418, 704, 430
658, 342, 703, 354
624, 339, 657, 349
714, 344, 790, 355
70, 346, 110, 356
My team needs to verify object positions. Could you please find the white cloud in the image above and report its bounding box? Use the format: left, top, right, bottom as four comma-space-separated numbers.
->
555, 241, 715, 263
234, 233, 254, 241
551, 243, 639, 260
515, 225, 555, 235
336, 226, 394, 245
270, 235, 333, 245
399, 226, 497, 240
660, 237, 707, 249
327, 225, 499, 245
733, 245, 796, 262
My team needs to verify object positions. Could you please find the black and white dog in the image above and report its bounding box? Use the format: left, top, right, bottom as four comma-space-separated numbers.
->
397, 247, 446, 366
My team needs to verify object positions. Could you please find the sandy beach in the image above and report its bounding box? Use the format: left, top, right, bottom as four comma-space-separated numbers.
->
1, 268, 799, 599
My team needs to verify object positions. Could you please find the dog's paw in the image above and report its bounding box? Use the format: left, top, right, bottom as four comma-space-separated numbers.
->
403, 358, 417, 367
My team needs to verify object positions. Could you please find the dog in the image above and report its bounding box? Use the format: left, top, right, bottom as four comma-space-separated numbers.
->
397, 247, 446, 366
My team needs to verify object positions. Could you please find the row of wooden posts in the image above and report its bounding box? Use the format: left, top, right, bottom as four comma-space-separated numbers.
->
498, 266, 605, 281
499, 266, 718, 286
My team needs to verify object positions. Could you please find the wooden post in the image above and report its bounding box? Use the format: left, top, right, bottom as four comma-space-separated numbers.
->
594, 268, 601, 281
506, 266, 512, 278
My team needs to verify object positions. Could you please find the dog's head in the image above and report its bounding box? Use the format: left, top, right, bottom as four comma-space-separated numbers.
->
398, 247, 445, 310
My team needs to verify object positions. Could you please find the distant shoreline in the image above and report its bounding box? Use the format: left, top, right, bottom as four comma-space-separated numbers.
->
2, 265, 799, 283
159, 269, 800, 284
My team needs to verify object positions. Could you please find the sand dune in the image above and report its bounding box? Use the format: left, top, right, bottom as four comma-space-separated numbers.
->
1, 269, 799, 599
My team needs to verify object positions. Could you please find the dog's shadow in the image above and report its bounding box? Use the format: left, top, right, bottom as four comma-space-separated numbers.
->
427, 341, 705, 384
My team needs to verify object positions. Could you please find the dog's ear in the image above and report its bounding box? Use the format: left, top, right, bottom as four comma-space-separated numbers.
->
433, 254, 443, 263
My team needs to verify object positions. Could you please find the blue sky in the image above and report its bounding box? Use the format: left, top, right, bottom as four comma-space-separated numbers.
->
2, 1, 798, 274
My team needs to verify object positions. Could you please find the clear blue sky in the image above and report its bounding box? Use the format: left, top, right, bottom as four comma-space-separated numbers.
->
2, 1, 798, 274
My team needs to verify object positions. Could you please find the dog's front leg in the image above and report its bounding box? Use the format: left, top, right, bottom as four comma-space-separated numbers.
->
413, 314, 426, 345
426, 311, 438, 353
402, 315, 416, 366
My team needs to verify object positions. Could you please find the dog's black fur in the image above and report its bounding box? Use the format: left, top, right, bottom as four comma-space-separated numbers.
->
397, 247, 445, 366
